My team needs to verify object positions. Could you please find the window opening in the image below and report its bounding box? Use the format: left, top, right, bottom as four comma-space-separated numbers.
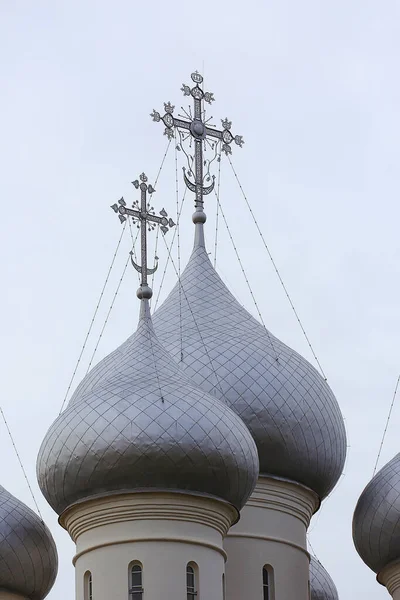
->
84, 571, 92, 600
263, 566, 270, 600
187, 564, 197, 599
130, 564, 143, 599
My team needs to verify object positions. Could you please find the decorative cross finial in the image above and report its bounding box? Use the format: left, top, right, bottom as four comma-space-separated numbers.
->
150, 71, 244, 212
111, 173, 175, 299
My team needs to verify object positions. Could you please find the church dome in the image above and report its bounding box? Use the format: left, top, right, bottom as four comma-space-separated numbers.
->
353, 453, 400, 574
152, 218, 347, 500
309, 556, 339, 600
0, 486, 57, 599
37, 300, 259, 516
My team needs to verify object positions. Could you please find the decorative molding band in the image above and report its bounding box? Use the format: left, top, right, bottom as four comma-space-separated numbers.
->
226, 532, 310, 559
61, 492, 236, 541
378, 559, 400, 593
244, 476, 319, 528
72, 535, 228, 566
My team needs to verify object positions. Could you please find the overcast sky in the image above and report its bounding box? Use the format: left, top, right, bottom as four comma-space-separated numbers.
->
2, 1, 400, 598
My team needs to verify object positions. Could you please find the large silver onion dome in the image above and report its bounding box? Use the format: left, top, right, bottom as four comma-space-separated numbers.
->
37, 300, 259, 516
353, 453, 400, 574
309, 556, 339, 600
0, 486, 57, 599
152, 218, 346, 500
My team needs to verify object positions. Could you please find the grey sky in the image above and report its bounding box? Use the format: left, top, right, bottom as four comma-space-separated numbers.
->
1, 1, 399, 598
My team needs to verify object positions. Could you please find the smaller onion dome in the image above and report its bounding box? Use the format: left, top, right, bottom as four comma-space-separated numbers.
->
309, 556, 339, 600
353, 453, 400, 574
0, 485, 58, 599
37, 299, 259, 516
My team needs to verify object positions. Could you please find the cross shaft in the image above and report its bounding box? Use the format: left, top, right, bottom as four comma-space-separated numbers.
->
111, 173, 175, 288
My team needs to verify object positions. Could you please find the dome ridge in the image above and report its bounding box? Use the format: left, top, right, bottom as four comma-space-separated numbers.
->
153, 225, 347, 500
37, 299, 259, 516
0, 485, 57, 600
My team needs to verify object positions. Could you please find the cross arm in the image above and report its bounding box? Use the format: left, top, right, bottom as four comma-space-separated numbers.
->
204, 126, 223, 140
150, 103, 191, 140
114, 205, 173, 228
117, 206, 140, 219
147, 213, 169, 226
205, 119, 244, 155
172, 117, 191, 131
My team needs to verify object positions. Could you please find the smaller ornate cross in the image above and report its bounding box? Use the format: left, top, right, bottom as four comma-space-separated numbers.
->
111, 173, 175, 290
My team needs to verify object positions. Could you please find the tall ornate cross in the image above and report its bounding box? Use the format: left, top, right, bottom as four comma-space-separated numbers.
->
151, 71, 244, 210
111, 173, 175, 291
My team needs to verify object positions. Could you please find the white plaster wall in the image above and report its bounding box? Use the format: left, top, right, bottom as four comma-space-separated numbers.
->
75, 538, 224, 600
224, 477, 318, 600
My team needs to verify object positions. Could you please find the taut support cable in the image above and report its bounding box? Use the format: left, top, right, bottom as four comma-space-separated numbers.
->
59, 223, 127, 414
85, 228, 140, 373
174, 132, 184, 361
228, 155, 327, 380
213, 189, 278, 360
128, 218, 141, 283
213, 151, 222, 269
0, 407, 43, 520
373, 374, 400, 476
153, 188, 187, 311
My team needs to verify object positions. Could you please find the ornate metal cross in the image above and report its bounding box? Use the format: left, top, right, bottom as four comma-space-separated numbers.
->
111, 173, 175, 287
150, 71, 244, 210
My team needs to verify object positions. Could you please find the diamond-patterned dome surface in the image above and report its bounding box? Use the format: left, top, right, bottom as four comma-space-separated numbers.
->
37, 302, 259, 516
0, 486, 57, 600
152, 227, 346, 499
353, 453, 400, 574
309, 556, 339, 600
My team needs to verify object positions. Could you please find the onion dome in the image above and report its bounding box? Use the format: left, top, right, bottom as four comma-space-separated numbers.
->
37, 299, 259, 516
353, 453, 400, 574
152, 213, 346, 500
309, 556, 339, 600
0, 485, 57, 599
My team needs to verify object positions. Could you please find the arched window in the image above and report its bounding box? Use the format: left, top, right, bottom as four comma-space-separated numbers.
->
84, 571, 92, 600
129, 563, 143, 599
222, 573, 226, 600
187, 563, 198, 599
262, 565, 274, 600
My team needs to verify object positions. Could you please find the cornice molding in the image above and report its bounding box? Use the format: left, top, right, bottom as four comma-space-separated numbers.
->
72, 535, 228, 566
241, 476, 319, 528
61, 492, 236, 542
